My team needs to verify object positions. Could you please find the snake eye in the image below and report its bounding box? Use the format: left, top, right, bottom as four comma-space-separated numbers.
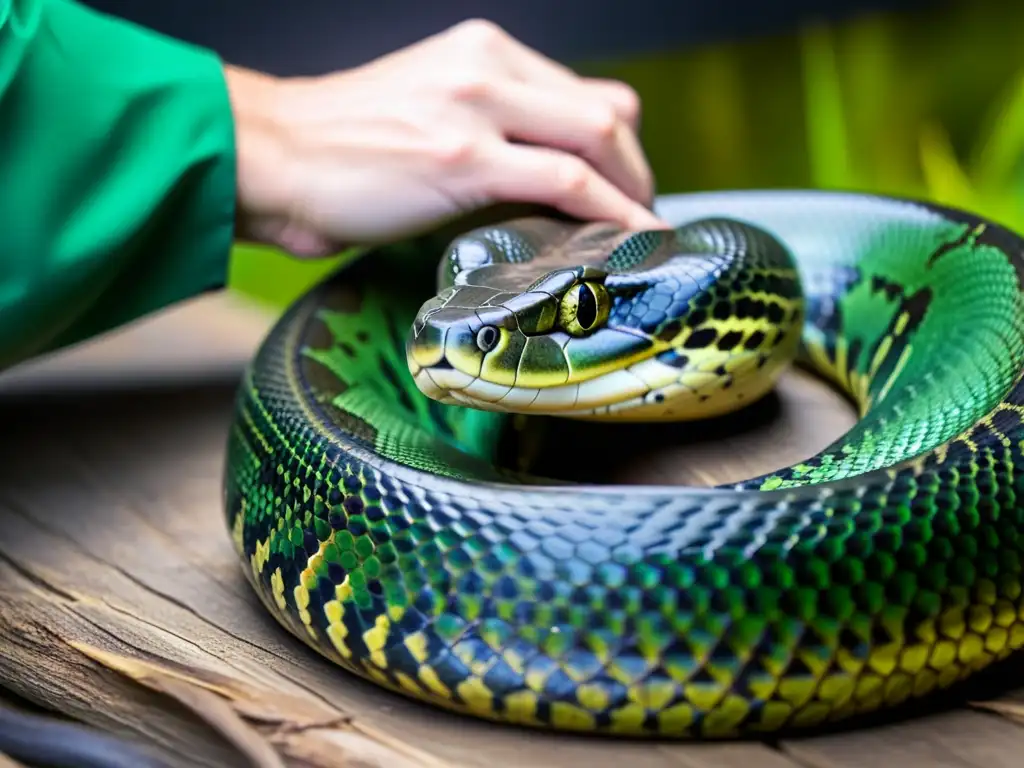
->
476, 325, 500, 353
558, 281, 610, 337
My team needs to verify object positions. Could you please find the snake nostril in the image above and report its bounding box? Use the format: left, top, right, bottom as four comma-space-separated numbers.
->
476, 326, 500, 353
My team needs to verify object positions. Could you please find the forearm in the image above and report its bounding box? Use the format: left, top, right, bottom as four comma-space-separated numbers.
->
0, 0, 237, 368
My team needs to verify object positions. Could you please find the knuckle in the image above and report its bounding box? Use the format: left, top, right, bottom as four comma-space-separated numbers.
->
556, 158, 593, 195
588, 106, 620, 142
431, 135, 480, 168
615, 83, 641, 122
446, 72, 493, 103
450, 18, 506, 48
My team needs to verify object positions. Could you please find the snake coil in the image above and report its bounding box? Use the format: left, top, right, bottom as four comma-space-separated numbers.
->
225, 191, 1024, 738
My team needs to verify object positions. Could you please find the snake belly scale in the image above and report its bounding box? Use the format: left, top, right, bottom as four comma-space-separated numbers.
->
224, 191, 1024, 737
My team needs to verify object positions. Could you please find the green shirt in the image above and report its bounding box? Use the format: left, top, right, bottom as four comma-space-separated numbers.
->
0, 0, 236, 369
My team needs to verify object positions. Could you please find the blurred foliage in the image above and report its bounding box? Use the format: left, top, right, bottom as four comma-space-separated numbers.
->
228, 0, 1024, 309
228, 241, 353, 308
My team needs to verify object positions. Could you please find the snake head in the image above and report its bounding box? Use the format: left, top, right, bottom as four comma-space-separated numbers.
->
407, 261, 655, 412
406, 221, 669, 415
406, 218, 804, 420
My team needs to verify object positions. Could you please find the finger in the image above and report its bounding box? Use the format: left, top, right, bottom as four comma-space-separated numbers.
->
490, 32, 642, 129
438, 21, 644, 140
474, 80, 654, 205
491, 28, 581, 84
582, 78, 642, 132
474, 141, 668, 230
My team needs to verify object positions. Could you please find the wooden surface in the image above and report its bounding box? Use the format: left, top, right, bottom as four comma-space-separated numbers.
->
2, 293, 1024, 767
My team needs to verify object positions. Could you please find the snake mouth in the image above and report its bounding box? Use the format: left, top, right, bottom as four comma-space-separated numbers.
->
407, 328, 777, 420
406, 301, 663, 416
409, 356, 650, 414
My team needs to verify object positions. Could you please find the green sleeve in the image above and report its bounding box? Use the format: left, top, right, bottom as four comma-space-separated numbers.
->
0, 0, 237, 369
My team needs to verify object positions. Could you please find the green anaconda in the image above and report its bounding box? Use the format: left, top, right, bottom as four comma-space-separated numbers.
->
224, 190, 1024, 737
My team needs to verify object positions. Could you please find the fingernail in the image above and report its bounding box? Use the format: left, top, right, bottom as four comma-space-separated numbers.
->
629, 207, 671, 230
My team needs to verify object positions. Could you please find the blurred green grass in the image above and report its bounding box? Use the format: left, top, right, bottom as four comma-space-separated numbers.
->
228, 0, 1024, 310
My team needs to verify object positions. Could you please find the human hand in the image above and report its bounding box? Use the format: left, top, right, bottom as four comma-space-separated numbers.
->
225, 19, 666, 258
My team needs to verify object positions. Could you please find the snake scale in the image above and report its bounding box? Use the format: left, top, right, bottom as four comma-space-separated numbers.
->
224, 190, 1024, 737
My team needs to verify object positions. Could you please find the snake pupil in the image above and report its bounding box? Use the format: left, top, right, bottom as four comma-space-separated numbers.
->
577, 284, 598, 330
476, 326, 499, 353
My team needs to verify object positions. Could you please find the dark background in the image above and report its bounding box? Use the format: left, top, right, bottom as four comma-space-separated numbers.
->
83, 0, 929, 75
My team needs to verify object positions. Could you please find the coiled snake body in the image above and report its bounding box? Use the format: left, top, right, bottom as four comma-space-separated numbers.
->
224, 191, 1024, 737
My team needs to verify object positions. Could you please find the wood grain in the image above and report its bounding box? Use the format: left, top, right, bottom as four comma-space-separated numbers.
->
0, 293, 1019, 767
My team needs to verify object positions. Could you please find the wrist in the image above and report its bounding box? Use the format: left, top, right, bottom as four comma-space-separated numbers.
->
223, 64, 293, 246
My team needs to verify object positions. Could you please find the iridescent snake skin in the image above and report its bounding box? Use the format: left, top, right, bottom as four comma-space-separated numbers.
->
224, 190, 1024, 737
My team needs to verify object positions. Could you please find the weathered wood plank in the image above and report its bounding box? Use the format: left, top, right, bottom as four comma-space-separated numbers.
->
0, 293, 1018, 767
652, 744, 808, 768
782, 710, 1024, 768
